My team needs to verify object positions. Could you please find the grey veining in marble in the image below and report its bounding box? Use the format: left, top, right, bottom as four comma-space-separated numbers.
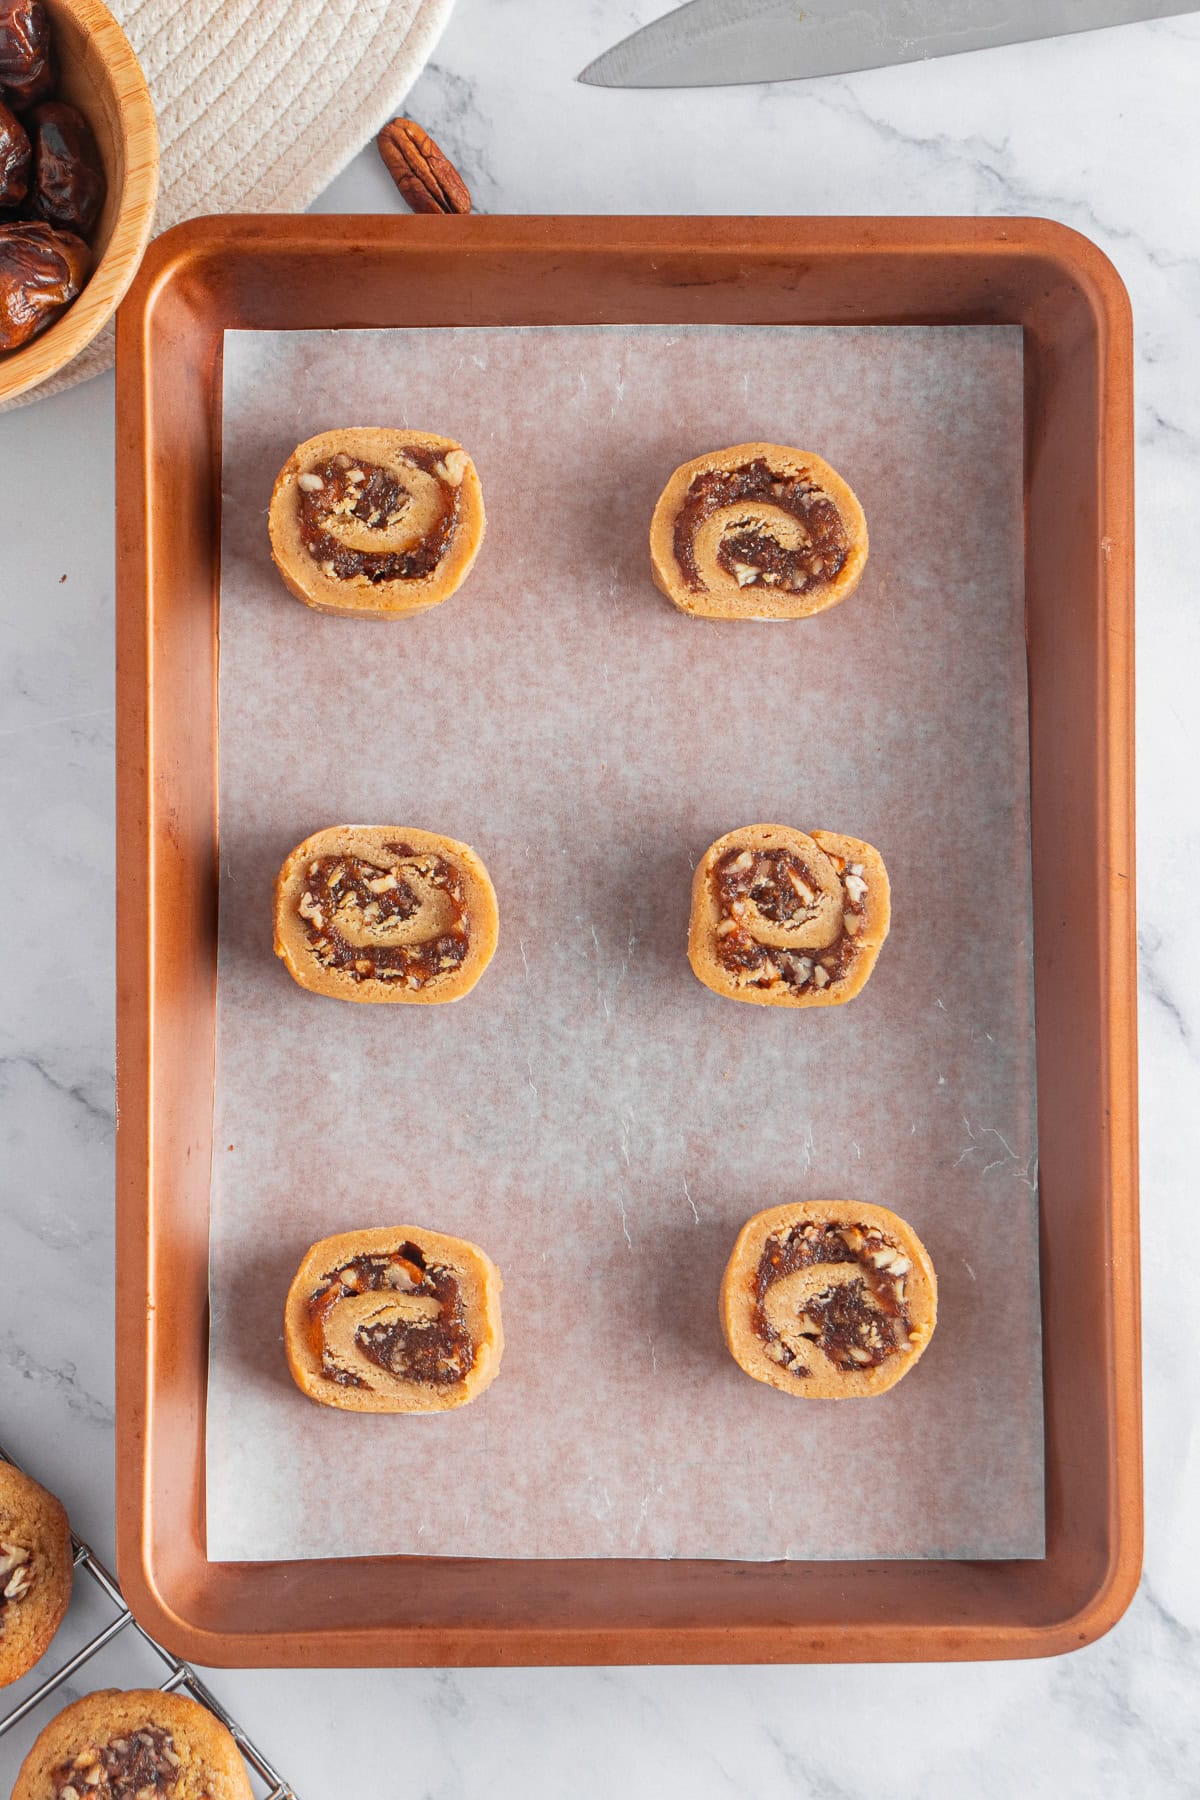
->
2, 1, 1199, 1793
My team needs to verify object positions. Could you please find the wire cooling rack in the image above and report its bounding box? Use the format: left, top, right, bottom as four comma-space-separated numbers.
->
0, 1442, 296, 1798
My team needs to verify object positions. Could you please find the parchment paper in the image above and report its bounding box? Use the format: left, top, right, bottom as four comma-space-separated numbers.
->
207, 323, 1043, 1562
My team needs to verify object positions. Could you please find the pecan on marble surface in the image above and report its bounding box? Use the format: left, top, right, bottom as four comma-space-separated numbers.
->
377, 117, 471, 215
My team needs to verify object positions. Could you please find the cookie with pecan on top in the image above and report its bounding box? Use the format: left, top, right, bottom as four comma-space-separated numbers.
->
0, 1461, 72, 1688
12, 1688, 255, 1799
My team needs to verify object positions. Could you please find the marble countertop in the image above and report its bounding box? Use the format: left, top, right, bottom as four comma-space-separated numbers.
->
2, 1, 1198, 1793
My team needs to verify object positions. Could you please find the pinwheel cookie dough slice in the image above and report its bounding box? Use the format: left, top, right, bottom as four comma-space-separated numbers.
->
268, 427, 485, 616
12, 1688, 254, 1800
285, 1226, 504, 1414
721, 1201, 937, 1398
0, 1462, 72, 1688
688, 824, 889, 1007
274, 826, 499, 1004
650, 442, 868, 619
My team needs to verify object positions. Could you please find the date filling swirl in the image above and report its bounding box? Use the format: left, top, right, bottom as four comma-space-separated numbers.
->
754, 1221, 913, 1380
712, 841, 868, 995
297, 446, 466, 584
307, 1242, 475, 1391
50, 1726, 181, 1798
296, 840, 469, 988
674, 458, 850, 595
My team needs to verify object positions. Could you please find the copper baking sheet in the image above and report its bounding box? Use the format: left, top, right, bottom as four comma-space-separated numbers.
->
208, 320, 1041, 1565
115, 216, 1140, 1663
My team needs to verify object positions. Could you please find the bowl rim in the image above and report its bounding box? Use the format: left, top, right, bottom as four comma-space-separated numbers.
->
0, 0, 159, 405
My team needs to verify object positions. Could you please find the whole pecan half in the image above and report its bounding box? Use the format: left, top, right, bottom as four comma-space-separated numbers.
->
377, 118, 471, 216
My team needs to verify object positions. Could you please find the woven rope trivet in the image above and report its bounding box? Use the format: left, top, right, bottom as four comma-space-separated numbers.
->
4, 0, 452, 408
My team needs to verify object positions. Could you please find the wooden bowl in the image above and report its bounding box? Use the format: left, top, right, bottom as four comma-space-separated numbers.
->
0, 0, 158, 404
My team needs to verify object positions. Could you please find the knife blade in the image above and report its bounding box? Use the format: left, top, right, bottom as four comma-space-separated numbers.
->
578, 0, 1198, 88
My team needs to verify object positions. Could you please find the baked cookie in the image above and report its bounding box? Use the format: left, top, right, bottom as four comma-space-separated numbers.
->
688, 824, 889, 1007
268, 427, 485, 617
650, 442, 868, 620
11, 1687, 254, 1799
721, 1201, 937, 1398
0, 1462, 72, 1688
285, 1225, 504, 1413
274, 826, 499, 1005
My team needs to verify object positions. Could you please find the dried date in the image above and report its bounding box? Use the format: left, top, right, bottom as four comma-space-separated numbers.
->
0, 94, 29, 207
0, 4, 109, 356
0, 0, 53, 108
30, 100, 104, 234
0, 219, 88, 349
